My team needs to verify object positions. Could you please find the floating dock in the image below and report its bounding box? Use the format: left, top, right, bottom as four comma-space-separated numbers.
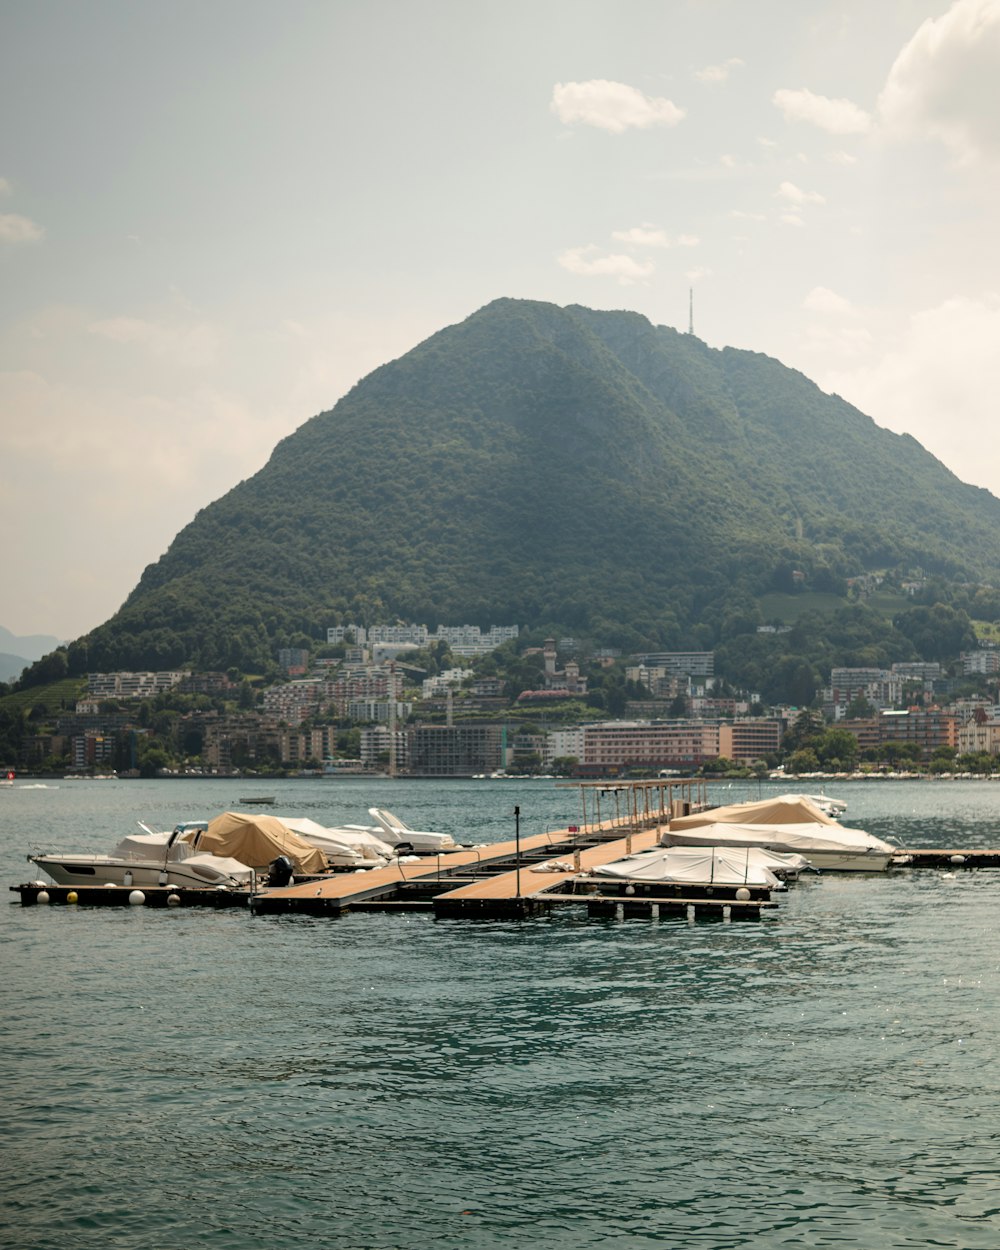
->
12, 882, 249, 908
13, 776, 1000, 920
252, 818, 774, 920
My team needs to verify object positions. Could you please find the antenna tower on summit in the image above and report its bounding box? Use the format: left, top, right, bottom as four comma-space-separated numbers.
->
688, 287, 694, 335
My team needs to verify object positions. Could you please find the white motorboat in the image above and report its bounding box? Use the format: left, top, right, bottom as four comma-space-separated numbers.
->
782, 792, 848, 817
29, 825, 254, 889
275, 816, 395, 866
665, 795, 899, 871
367, 808, 458, 853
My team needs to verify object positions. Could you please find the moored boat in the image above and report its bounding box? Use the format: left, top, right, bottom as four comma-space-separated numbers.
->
590, 844, 809, 890
29, 826, 253, 889
665, 794, 900, 871
366, 807, 459, 853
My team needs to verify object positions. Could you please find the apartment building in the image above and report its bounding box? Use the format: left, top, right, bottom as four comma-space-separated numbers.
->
878, 708, 958, 758
718, 720, 782, 763
87, 671, 190, 699
578, 720, 721, 775
408, 724, 507, 776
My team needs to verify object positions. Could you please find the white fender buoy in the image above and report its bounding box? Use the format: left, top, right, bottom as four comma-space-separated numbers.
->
950, 855, 966, 865
736, 887, 751, 902
723, 904, 732, 923
103, 882, 118, 888
128, 890, 145, 906
123, 871, 133, 887
36, 890, 50, 905
625, 884, 635, 895
167, 893, 181, 907
686, 903, 696, 923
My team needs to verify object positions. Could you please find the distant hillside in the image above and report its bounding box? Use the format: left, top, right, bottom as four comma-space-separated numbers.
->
0, 628, 62, 682
48, 298, 1000, 673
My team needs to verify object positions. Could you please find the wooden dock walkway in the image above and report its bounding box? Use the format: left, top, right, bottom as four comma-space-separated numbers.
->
253, 818, 773, 920
251, 821, 658, 916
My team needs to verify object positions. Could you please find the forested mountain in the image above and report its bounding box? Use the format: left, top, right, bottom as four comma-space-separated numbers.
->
61, 298, 1000, 674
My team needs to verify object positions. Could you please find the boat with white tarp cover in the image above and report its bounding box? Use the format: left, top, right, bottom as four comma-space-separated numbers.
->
590, 844, 812, 889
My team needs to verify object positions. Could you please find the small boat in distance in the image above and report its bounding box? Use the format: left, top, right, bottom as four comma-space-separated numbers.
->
238, 795, 275, 805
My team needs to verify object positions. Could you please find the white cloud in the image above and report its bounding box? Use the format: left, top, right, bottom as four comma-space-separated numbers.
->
88, 315, 221, 368
611, 224, 699, 248
780, 213, 805, 228
827, 150, 858, 165
557, 245, 654, 284
878, 0, 1000, 162
685, 266, 712, 283
612, 225, 670, 248
694, 57, 744, 85
551, 80, 685, 133
773, 87, 872, 134
805, 323, 875, 358
803, 286, 856, 315
823, 293, 1000, 490
776, 181, 826, 206
0, 212, 45, 243
800, 287, 873, 357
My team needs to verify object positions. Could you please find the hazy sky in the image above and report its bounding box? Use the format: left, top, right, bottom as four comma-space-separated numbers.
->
3, 0, 999, 641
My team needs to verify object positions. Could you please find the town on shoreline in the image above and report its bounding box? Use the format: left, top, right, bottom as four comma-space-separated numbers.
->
5, 620, 1000, 781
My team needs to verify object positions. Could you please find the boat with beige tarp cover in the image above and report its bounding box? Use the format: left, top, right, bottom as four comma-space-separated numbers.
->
197, 811, 330, 877
662, 794, 904, 871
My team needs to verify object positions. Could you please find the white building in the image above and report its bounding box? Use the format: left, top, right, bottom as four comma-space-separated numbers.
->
87, 671, 190, 699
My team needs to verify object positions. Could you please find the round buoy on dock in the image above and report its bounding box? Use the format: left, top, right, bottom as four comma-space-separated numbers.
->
66, 891, 78, 904
128, 890, 146, 906
735, 887, 751, 901
167, 893, 181, 907
37, 890, 50, 905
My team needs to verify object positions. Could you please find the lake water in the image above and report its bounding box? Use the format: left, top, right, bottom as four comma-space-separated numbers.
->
3, 777, 1000, 1249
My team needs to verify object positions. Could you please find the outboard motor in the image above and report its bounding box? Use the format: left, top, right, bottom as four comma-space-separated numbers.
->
267, 855, 295, 887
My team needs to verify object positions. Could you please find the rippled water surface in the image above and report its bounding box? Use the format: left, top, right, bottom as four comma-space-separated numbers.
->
4, 777, 1000, 1248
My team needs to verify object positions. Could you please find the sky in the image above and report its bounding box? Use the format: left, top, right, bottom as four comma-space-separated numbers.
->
3, 0, 1000, 641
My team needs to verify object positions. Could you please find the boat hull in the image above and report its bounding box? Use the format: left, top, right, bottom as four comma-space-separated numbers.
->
29, 854, 245, 889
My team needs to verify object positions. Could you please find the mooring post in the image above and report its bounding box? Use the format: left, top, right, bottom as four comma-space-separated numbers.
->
515, 804, 521, 899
